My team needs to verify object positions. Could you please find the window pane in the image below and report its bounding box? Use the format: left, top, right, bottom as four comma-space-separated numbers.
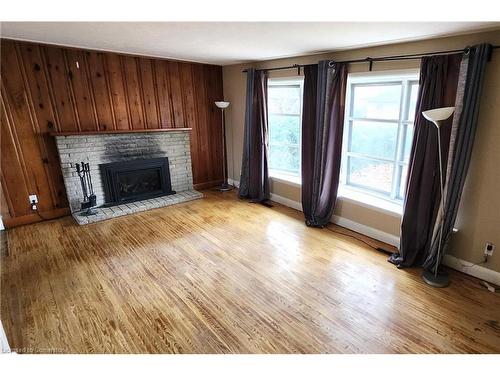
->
269, 145, 300, 175
352, 84, 402, 120
399, 165, 409, 199
402, 124, 414, 162
407, 83, 419, 122
267, 80, 303, 178
348, 157, 393, 193
350, 121, 398, 159
269, 114, 300, 145
268, 86, 301, 115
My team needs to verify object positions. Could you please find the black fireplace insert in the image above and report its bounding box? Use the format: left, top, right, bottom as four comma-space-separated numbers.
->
100, 157, 175, 206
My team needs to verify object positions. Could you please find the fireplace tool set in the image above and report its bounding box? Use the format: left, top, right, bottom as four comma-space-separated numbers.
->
76, 162, 97, 216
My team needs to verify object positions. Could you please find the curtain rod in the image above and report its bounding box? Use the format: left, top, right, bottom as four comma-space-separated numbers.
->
241, 45, 500, 73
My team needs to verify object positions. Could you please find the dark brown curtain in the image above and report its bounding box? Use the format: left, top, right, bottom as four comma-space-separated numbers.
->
301, 61, 348, 227
239, 68, 270, 202
423, 44, 493, 271
390, 53, 462, 268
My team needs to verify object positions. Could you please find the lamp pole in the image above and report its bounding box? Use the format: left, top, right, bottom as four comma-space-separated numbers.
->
435, 124, 445, 280
215, 101, 231, 191
421, 106, 455, 288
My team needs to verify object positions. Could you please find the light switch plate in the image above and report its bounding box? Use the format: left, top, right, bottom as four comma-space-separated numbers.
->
28, 194, 38, 204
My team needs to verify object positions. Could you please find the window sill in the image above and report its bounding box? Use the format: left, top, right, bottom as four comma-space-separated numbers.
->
269, 171, 301, 187
338, 186, 402, 218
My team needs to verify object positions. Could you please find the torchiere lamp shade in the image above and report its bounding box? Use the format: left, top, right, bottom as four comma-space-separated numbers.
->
422, 106, 455, 127
215, 101, 230, 109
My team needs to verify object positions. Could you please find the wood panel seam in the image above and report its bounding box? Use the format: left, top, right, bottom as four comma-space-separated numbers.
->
40, 46, 62, 132
135, 57, 148, 128
0, 85, 33, 205
62, 49, 82, 132
82, 51, 101, 131
14, 42, 59, 208
151, 60, 163, 128
118, 55, 133, 130
101, 53, 118, 131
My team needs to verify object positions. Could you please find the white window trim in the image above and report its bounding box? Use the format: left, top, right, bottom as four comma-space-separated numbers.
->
340, 69, 419, 209
270, 172, 301, 187
268, 76, 304, 184
338, 185, 403, 217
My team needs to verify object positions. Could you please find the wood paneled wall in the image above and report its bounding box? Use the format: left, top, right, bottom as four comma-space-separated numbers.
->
0, 39, 224, 228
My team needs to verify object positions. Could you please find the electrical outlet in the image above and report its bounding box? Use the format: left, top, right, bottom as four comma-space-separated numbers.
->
484, 242, 495, 257
29, 194, 38, 211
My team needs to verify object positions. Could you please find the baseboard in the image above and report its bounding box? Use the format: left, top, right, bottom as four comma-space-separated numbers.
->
2, 207, 70, 229
269, 193, 302, 211
443, 254, 500, 286
193, 179, 224, 190
331, 215, 400, 248
269, 192, 399, 247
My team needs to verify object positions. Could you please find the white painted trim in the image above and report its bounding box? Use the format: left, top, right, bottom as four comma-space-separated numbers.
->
0, 320, 11, 353
331, 215, 400, 248
268, 76, 305, 84
269, 193, 302, 211
234, 178, 400, 219
269, 174, 301, 188
269, 192, 400, 247
338, 186, 402, 218
348, 68, 420, 81
443, 254, 500, 287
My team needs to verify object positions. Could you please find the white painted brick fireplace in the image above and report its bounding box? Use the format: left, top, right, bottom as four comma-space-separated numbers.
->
54, 129, 202, 224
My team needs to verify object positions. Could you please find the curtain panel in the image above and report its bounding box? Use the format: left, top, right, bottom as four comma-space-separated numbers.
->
301, 61, 348, 227
239, 68, 270, 203
390, 53, 462, 268
422, 44, 493, 271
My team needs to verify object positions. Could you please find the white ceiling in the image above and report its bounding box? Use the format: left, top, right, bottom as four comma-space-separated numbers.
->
1, 22, 498, 65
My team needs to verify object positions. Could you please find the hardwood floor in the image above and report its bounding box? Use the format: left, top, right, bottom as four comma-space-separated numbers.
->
1, 191, 499, 353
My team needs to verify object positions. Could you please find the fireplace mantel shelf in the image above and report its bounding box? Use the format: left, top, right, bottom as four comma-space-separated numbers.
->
50, 128, 192, 137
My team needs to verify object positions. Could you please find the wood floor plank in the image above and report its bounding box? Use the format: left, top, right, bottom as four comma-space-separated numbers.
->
1, 191, 499, 353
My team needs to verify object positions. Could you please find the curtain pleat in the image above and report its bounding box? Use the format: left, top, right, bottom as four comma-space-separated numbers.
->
422, 44, 492, 270
301, 65, 318, 222
239, 69, 270, 202
301, 61, 348, 227
390, 53, 462, 267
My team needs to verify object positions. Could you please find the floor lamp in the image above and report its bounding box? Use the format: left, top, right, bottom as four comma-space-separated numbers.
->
215, 101, 232, 192
421, 106, 455, 288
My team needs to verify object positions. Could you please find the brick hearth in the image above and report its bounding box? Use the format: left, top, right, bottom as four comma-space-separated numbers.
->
54, 129, 202, 224
72, 190, 203, 225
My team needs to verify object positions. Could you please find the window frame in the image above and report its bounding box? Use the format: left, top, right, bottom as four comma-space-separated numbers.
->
341, 69, 420, 204
267, 76, 305, 182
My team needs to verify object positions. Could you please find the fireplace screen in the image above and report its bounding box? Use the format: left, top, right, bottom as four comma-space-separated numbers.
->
117, 169, 162, 199
100, 158, 175, 206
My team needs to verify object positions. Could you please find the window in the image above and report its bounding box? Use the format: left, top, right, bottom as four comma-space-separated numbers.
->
267, 78, 304, 182
341, 71, 419, 205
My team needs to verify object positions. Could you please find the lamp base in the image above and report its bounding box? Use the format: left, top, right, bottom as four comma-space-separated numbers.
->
217, 182, 233, 192
422, 268, 450, 288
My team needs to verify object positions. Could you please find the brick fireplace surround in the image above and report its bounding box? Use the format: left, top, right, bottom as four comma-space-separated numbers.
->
54, 129, 202, 225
